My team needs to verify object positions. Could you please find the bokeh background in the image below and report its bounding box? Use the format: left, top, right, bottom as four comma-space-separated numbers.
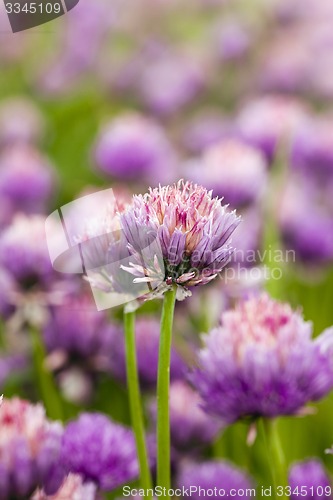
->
1, 0, 333, 497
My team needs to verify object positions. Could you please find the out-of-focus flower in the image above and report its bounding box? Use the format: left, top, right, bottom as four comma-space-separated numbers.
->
94, 113, 177, 183
0, 354, 28, 390
213, 20, 252, 62
0, 16, 31, 63
259, 33, 310, 94
236, 95, 309, 162
0, 268, 17, 318
109, 317, 185, 387
192, 294, 333, 424
61, 413, 138, 492
32, 473, 97, 500
38, 0, 114, 96
182, 112, 232, 154
230, 207, 263, 268
43, 291, 117, 403
138, 51, 205, 116
279, 177, 333, 265
177, 460, 254, 499
43, 292, 115, 372
291, 117, 333, 184
0, 98, 44, 147
0, 146, 56, 217
0, 398, 64, 498
0, 215, 56, 290
289, 460, 331, 500
187, 140, 267, 207
150, 380, 222, 451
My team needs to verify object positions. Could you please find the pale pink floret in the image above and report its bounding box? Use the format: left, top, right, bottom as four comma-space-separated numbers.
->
0, 398, 63, 497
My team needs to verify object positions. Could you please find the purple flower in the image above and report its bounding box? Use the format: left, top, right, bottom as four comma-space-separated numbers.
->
137, 51, 205, 116
213, 20, 252, 62
0, 215, 56, 290
0, 398, 64, 498
150, 381, 222, 451
259, 34, 310, 94
289, 460, 331, 500
279, 176, 333, 264
0, 354, 28, 390
32, 473, 97, 500
43, 292, 116, 371
61, 413, 138, 492
236, 95, 309, 162
43, 291, 118, 403
177, 460, 255, 500
187, 140, 267, 207
291, 118, 333, 184
192, 294, 333, 424
94, 113, 177, 183
37, 0, 114, 96
182, 112, 232, 154
231, 208, 263, 268
0, 98, 44, 147
0, 146, 57, 216
0, 267, 17, 318
109, 317, 185, 388
120, 180, 241, 293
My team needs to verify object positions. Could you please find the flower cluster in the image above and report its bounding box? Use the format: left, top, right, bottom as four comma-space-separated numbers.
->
0, 398, 64, 498
60, 413, 138, 491
121, 180, 241, 292
192, 294, 333, 423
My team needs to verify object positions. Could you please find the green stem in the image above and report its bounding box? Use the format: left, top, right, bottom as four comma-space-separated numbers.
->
30, 324, 63, 420
262, 418, 288, 500
156, 287, 177, 496
124, 310, 153, 497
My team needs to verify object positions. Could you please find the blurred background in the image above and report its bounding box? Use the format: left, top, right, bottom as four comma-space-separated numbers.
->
1, 0, 333, 496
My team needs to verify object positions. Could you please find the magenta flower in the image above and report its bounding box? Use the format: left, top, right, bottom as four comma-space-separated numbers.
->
0, 398, 64, 498
120, 180, 240, 296
192, 294, 333, 424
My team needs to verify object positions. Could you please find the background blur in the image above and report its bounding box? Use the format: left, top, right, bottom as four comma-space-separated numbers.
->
1, 0, 333, 495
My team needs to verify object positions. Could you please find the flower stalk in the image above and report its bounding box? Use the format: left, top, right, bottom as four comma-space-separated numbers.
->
156, 286, 177, 496
30, 324, 63, 421
124, 310, 153, 497
262, 418, 288, 500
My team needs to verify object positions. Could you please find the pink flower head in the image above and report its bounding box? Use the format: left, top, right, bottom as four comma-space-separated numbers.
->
121, 180, 241, 295
192, 294, 333, 422
0, 398, 64, 497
